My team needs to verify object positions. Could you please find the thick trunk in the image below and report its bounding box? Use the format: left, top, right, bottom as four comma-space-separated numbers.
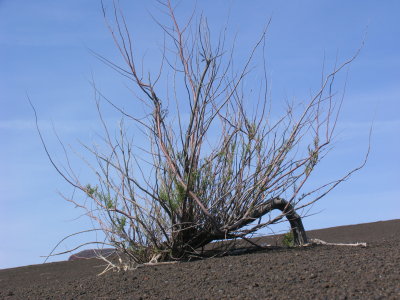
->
268, 198, 308, 245
222, 197, 308, 245
174, 197, 308, 258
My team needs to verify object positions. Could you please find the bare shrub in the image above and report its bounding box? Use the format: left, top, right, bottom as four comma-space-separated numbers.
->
36, 0, 367, 265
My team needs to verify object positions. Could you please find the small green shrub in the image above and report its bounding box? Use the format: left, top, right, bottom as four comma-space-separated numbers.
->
282, 230, 294, 247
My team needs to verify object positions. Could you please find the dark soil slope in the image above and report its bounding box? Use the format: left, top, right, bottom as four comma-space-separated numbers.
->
1, 219, 399, 299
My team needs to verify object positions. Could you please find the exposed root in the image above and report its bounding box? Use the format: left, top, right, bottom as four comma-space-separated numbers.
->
96, 252, 179, 276
95, 238, 367, 275
307, 238, 367, 247
97, 254, 139, 276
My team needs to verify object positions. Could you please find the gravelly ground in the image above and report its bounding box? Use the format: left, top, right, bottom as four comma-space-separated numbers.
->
1, 219, 399, 299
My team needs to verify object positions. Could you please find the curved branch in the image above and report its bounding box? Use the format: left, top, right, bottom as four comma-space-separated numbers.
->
266, 198, 308, 245
225, 197, 308, 245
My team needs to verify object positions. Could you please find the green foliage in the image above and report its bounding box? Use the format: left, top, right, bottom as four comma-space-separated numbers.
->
86, 184, 116, 209
117, 216, 126, 232
85, 184, 98, 197
282, 230, 294, 247
305, 148, 319, 176
97, 193, 114, 209
175, 180, 186, 203
305, 136, 320, 176
248, 122, 257, 140
106, 198, 113, 209
158, 180, 186, 212
159, 188, 170, 205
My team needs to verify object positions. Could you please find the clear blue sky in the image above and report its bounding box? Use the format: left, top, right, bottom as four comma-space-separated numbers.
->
1, 0, 399, 269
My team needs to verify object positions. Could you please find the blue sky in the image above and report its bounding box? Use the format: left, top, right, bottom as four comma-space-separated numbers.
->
1, 0, 399, 269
